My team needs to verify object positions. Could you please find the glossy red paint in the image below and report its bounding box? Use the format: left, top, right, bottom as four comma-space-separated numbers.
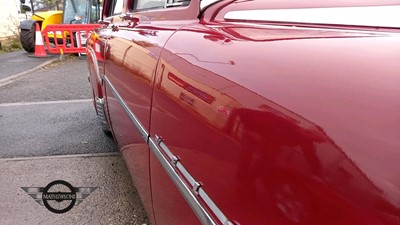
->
152, 23, 400, 224
87, 0, 400, 224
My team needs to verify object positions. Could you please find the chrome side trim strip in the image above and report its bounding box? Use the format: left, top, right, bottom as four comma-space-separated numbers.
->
103, 76, 232, 225
154, 136, 233, 225
103, 76, 148, 141
198, 188, 229, 224
225, 5, 400, 28
155, 135, 174, 159
176, 162, 196, 187
148, 138, 217, 225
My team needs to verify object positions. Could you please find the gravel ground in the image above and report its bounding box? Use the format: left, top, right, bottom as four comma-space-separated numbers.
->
0, 154, 150, 225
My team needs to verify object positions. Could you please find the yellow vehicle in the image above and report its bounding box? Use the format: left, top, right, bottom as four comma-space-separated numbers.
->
19, 0, 100, 52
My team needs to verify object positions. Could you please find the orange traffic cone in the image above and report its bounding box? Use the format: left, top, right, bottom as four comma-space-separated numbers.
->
30, 23, 49, 58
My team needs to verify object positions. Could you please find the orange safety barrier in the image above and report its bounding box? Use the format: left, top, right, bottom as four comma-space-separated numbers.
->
41, 24, 102, 54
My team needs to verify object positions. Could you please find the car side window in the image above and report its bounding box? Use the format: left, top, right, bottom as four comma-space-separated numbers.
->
112, 0, 124, 15
136, 0, 165, 10
133, 0, 190, 11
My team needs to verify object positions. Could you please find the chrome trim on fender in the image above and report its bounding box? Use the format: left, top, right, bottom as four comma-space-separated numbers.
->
155, 135, 196, 186
153, 136, 233, 225
103, 76, 148, 141
193, 182, 202, 194
87, 45, 102, 82
155, 135, 174, 159
198, 188, 229, 225
176, 161, 196, 186
95, 97, 110, 131
103, 76, 232, 225
148, 138, 217, 225
171, 155, 180, 165
225, 5, 400, 28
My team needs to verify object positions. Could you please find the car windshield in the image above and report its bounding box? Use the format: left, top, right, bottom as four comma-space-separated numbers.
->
63, 0, 90, 24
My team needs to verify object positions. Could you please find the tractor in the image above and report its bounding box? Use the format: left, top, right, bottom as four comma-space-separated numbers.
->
19, 0, 101, 52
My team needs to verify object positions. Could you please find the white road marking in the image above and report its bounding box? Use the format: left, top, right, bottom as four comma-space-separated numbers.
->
0, 152, 120, 162
0, 99, 92, 107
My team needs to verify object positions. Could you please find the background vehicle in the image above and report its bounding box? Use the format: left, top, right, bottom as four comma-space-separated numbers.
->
19, 0, 101, 52
87, 0, 400, 224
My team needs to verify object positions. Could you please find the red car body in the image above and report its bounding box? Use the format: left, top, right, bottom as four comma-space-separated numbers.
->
86, 1, 400, 224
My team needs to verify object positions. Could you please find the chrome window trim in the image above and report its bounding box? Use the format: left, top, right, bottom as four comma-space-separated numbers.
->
103, 75, 149, 141
224, 5, 400, 28
200, 0, 222, 10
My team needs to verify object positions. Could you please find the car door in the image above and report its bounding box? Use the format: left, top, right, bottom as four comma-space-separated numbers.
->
101, 0, 202, 224
101, 0, 156, 221
149, 23, 238, 225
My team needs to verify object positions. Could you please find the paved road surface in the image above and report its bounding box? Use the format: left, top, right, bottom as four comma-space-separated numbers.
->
0, 57, 117, 157
0, 50, 57, 80
0, 55, 150, 225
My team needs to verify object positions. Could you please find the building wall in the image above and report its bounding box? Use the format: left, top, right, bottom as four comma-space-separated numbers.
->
0, 0, 20, 40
